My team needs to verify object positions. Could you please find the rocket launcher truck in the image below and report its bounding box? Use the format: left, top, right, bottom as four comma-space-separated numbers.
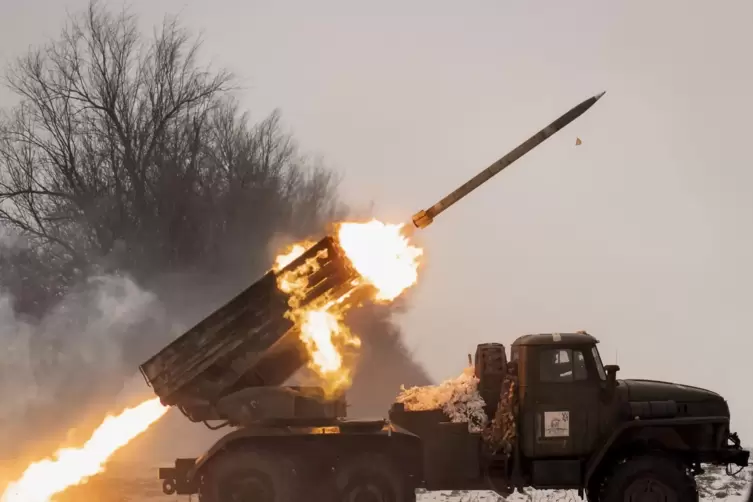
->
141, 93, 749, 502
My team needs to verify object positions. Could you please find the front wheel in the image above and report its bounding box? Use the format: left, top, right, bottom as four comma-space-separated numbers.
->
600, 455, 698, 502
334, 453, 416, 502
199, 450, 299, 502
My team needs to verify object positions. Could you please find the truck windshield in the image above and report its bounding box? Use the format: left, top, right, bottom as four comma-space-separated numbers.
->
592, 346, 606, 381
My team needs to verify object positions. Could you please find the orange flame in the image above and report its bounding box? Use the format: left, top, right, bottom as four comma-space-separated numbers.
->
273, 219, 422, 397
336, 220, 422, 301
0, 398, 168, 502
272, 241, 317, 272
275, 247, 360, 396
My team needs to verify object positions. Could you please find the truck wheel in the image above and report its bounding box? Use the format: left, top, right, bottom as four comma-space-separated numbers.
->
600, 455, 697, 502
334, 453, 415, 502
199, 450, 299, 502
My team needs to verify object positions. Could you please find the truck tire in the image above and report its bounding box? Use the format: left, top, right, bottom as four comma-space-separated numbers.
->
199, 450, 299, 502
334, 453, 415, 502
600, 455, 698, 502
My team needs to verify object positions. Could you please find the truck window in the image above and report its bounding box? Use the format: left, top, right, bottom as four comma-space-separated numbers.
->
539, 348, 588, 382
591, 346, 606, 381
573, 350, 587, 380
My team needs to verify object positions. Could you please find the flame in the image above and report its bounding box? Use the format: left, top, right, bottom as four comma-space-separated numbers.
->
272, 241, 317, 272
272, 219, 422, 397
275, 247, 361, 396
1, 398, 168, 502
336, 220, 423, 301
300, 308, 361, 386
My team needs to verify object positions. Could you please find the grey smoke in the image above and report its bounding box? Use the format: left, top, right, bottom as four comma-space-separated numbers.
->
0, 273, 172, 465
0, 295, 37, 422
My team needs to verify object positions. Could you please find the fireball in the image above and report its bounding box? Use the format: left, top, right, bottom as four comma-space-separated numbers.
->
273, 219, 423, 397
0, 398, 168, 502
336, 220, 423, 301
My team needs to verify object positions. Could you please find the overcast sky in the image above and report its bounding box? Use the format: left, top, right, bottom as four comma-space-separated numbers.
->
1, 0, 751, 441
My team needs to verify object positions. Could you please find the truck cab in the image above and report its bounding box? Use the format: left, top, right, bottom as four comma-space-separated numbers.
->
516, 332, 612, 459
514, 332, 617, 487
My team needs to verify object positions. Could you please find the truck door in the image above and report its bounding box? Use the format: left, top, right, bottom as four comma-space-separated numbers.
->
525, 345, 601, 457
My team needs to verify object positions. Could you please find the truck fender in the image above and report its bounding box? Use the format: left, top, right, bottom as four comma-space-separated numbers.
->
630, 427, 687, 450
584, 415, 729, 486
188, 427, 287, 481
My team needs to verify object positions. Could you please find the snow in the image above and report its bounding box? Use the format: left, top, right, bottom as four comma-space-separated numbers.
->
416, 464, 752, 501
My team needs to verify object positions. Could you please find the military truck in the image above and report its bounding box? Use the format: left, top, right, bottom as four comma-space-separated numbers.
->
147, 329, 751, 502
142, 244, 749, 502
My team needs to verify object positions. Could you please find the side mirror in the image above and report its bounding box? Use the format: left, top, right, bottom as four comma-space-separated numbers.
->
604, 364, 620, 387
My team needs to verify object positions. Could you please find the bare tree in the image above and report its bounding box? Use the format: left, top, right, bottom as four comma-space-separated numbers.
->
0, 1, 233, 274
0, 2, 429, 461
199, 101, 345, 278
0, 1, 344, 286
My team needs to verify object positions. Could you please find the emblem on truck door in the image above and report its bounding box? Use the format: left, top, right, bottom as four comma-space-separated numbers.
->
543, 411, 570, 438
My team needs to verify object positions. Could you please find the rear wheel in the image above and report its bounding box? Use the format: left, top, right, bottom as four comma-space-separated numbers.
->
334, 453, 415, 502
199, 450, 299, 502
600, 455, 698, 502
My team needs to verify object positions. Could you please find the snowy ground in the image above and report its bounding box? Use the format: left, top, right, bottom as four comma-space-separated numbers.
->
39, 461, 751, 501
416, 463, 752, 501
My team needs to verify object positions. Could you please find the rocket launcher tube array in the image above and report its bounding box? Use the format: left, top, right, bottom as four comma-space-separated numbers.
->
411, 91, 606, 230
138, 236, 359, 416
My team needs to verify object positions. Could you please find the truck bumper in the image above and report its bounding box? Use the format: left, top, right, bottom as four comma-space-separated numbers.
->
726, 431, 750, 468
714, 431, 750, 468
722, 447, 750, 468
158, 458, 199, 495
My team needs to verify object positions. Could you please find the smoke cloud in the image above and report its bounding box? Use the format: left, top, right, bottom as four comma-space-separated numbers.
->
0, 272, 172, 472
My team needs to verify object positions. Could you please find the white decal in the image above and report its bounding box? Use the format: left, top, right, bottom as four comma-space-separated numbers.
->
544, 411, 570, 438
552, 333, 562, 342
